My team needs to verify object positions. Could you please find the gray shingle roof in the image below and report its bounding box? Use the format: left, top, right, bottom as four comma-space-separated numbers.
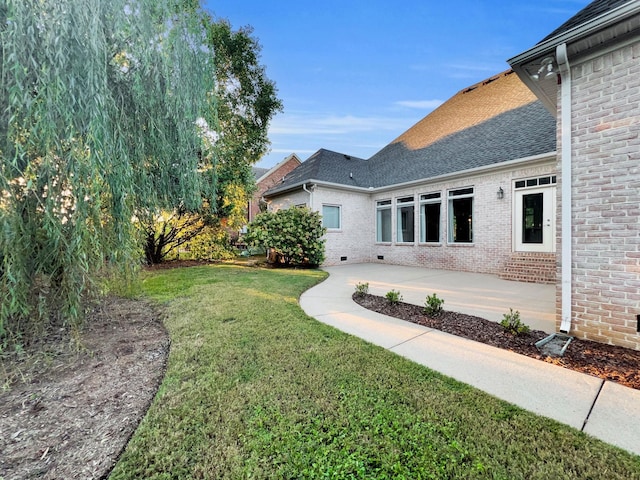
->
539, 0, 634, 42
267, 70, 556, 195
368, 102, 555, 187
269, 149, 369, 193
252, 167, 270, 179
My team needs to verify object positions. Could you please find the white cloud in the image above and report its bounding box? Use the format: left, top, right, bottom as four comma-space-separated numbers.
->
445, 62, 503, 73
394, 99, 443, 109
269, 148, 317, 154
269, 113, 410, 136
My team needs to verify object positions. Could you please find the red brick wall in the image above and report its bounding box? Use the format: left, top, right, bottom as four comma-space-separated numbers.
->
248, 155, 301, 222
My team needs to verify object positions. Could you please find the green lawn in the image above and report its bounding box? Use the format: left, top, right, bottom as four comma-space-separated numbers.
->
110, 264, 640, 479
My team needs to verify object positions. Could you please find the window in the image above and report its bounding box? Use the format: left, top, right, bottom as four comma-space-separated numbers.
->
420, 192, 441, 243
376, 200, 391, 242
322, 204, 341, 229
515, 175, 556, 189
396, 196, 415, 243
448, 188, 473, 243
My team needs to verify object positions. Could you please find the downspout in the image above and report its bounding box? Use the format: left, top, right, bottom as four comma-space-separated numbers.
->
556, 43, 572, 333
302, 183, 314, 209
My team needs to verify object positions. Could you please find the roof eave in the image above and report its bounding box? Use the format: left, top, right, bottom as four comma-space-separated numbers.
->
371, 152, 556, 194
508, 1, 640, 66
508, 1, 640, 114
265, 152, 557, 198
264, 179, 374, 198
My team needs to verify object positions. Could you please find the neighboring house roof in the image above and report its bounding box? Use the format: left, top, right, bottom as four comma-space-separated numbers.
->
266, 71, 556, 196
252, 167, 270, 180
254, 153, 302, 184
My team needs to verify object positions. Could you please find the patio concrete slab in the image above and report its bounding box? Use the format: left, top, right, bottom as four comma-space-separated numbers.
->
320, 263, 556, 333
300, 263, 640, 457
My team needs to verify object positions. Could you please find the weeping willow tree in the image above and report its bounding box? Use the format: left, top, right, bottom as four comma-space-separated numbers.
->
0, 0, 218, 346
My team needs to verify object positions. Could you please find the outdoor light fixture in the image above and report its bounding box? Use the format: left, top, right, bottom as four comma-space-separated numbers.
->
497, 187, 504, 200
530, 56, 557, 81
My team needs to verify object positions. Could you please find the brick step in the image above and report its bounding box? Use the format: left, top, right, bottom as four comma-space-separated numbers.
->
499, 253, 557, 284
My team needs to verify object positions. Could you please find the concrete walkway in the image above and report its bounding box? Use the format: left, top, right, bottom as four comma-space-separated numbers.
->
300, 263, 640, 457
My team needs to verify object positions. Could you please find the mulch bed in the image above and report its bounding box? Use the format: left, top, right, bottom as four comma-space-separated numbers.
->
0, 297, 169, 480
353, 293, 640, 390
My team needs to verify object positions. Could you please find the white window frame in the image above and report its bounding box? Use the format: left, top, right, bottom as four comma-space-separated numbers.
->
448, 187, 474, 244
376, 200, 392, 243
396, 196, 415, 244
419, 192, 441, 243
322, 204, 341, 230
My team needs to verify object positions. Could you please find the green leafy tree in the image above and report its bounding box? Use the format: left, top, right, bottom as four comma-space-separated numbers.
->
0, 0, 218, 346
141, 18, 283, 264
209, 20, 282, 201
245, 208, 326, 267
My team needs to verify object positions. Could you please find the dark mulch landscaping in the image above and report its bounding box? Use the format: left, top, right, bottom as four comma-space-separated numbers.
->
353, 293, 640, 391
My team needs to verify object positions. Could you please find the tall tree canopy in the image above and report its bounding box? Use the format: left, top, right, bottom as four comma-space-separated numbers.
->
209, 19, 283, 213
141, 18, 283, 264
0, 0, 218, 344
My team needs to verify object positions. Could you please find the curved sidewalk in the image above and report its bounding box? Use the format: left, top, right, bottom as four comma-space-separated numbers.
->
300, 263, 640, 456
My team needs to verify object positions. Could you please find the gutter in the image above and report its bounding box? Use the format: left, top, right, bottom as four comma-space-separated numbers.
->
507, 1, 640, 66
264, 152, 556, 198
557, 43, 572, 334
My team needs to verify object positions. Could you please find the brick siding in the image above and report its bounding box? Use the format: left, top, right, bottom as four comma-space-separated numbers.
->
270, 160, 556, 271
561, 40, 640, 349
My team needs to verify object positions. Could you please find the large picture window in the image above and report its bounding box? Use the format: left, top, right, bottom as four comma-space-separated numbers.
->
396, 196, 415, 243
420, 192, 441, 243
448, 188, 473, 243
322, 204, 341, 229
376, 200, 391, 242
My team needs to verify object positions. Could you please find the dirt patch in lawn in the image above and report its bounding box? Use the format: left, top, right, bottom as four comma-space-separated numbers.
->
0, 296, 169, 480
353, 293, 640, 391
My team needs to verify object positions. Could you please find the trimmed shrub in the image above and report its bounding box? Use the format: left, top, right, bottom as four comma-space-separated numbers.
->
424, 293, 444, 316
354, 282, 369, 297
500, 308, 530, 335
245, 207, 326, 267
385, 290, 403, 305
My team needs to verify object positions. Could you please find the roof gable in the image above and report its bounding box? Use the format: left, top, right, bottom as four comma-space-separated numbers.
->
367, 71, 555, 187
384, 71, 538, 152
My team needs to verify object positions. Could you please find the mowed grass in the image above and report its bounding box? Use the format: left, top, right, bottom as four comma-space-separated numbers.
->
110, 264, 640, 479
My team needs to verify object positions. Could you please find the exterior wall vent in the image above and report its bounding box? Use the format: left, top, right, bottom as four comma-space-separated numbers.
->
377, 255, 384, 260
340, 256, 347, 261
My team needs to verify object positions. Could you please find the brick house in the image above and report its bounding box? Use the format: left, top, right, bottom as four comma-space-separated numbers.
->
266, 71, 558, 279
509, 0, 640, 349
248, 153, 301, 223
265, 0, 640, 350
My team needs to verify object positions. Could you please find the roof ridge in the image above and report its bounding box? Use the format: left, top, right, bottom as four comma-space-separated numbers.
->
459, 70, 515, 95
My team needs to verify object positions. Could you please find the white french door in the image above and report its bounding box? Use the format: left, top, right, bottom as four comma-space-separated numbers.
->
514, 186, 556, 252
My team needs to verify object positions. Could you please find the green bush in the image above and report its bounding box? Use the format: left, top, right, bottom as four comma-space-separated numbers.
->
183, 227, 236, 261
354, 282, 369, 297
500, 308, 530, 335
424, 293, 444, 316
245, 207, 326, 267
385, 290, 403, 305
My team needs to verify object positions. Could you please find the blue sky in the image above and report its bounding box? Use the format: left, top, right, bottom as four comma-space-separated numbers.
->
202, 1, 590, 168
